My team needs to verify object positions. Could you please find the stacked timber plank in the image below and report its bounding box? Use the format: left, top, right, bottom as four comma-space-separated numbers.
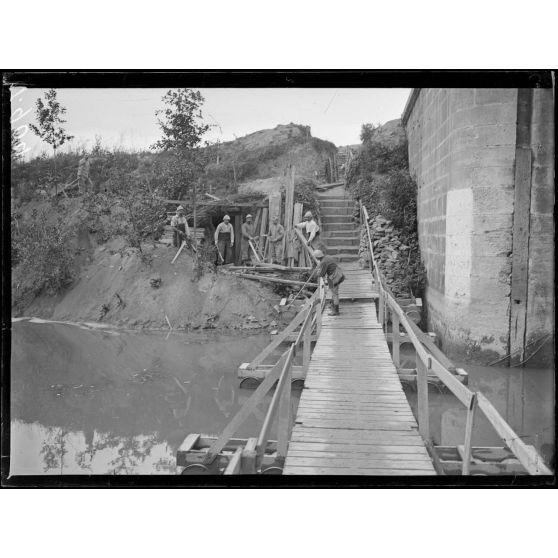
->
284, 277, 436, 475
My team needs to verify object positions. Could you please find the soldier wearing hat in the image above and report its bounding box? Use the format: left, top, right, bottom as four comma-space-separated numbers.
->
268, 215, 285, 264
214, 214, 234, 264
296, 210, 320, 248
313, 249, 345, 316
241, 213, 257, 265
171, 205, 191, 248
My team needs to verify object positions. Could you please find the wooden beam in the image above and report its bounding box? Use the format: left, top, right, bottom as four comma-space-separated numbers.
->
203, 352, 288, 464
171, 241, 187, 264
256, 347, 294, 467
249, 305, 309, 368
238, 364, 305, 381
510, 146, 532, 364
294, 228, 319, 265
276, 361, 293, 460
476, 392, 551, 475
223, 447, 243, 475
406, 318, 457, 372
241, 438, 258, 474
226, 271, 317, 289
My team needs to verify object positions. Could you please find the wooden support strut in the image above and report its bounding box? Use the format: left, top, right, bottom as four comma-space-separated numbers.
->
462, 392, 478, 475
256, 346, 294, 468
225, 271, 317, 289
249, 304, 309, 369
203, 351, 289, 464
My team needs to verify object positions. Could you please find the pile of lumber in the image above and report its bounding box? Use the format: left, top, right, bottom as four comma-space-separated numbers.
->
219, 262, 316, 299
247, 166, 314, 268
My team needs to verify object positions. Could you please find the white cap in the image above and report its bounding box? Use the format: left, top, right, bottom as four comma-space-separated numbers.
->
313, 250, 324, 259
177, 205, 184, 211
223, 214, 231, 221
304, 211, 313, 218
246, 214, 253, 219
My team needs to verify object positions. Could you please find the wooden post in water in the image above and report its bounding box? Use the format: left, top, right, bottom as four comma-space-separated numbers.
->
462, 393, 478, 475
416, 357, 430, 440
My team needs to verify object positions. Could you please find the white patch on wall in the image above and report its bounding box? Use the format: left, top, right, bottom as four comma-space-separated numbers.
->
445, 188, 473, 303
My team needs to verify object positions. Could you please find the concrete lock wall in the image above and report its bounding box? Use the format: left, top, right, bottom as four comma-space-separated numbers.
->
403, 88, 554, 362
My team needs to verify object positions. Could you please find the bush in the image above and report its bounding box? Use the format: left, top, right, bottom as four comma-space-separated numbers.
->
294, 179, 320, 222
347, 137, 417, 233
12, 209, 76, 307
348, 135, 425, 297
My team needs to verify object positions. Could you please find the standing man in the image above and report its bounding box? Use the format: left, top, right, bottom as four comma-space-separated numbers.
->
268, 215, 285, 264
296, 211, 320, 249
77, 154, 93, 193
171, 205, 191, 248
241, 214, 257, 265
214, 214, 234, 265
313, 249, 345, 316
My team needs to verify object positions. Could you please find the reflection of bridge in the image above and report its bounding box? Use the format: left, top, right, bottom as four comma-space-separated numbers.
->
177, 199, 552, 477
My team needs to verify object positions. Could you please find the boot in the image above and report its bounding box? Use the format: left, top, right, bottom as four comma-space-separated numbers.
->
329, 304, 340, 316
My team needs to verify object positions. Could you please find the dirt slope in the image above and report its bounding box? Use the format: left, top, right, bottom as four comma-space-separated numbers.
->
19, 237, 280, 331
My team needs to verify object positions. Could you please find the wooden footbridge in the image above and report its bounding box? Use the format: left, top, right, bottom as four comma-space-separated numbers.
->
284, 297, 435, 475
177, 202, 552, 477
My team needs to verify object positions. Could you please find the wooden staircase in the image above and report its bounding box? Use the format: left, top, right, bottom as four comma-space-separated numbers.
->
317, 187, 360, 262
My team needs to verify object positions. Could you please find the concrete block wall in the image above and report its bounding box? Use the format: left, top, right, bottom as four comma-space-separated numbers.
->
404, 88, 554, 361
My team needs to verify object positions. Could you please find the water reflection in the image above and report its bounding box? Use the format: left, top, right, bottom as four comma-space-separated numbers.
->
11, 320, 279, 475
12, 421, 176, 475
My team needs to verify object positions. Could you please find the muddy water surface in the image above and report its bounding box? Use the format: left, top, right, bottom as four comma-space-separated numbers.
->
403, 359, 555, 469
10, 320, 284, 475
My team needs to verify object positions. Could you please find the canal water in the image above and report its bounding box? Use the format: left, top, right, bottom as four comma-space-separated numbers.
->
10, 320, 282, 475
402, 356, 555, 470
10, 320, 554, 474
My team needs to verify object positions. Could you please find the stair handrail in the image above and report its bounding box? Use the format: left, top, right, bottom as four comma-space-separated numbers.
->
359, 201, 552, 475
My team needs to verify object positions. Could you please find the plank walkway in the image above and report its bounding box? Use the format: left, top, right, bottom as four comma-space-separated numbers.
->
325, 262, 379, 302
284, 270, 436, 475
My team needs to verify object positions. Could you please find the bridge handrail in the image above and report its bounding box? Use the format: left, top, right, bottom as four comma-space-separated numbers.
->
360, 201, 552, 475
202, 280, 325, 471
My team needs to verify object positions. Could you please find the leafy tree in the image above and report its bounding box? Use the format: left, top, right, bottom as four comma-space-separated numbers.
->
29, 89, 74, 193
152, 89, 211, 199
152, 89, 213, 272
11, 129, 23, 162
360, 123, 377, 144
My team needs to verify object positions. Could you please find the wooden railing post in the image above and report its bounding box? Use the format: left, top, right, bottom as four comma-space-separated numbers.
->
416, 356, 430, 441
462, 393, 478, 475
378, 288, 385, 328
316, 294, 323, 337
392, 311, 400, 368
303, 307, 312, 369
276, 363, 293, 463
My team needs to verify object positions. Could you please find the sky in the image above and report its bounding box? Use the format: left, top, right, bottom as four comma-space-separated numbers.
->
11, 88, 411, 159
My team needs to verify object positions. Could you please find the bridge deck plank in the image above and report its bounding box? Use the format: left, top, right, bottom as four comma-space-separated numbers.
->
284, 271, 436, 476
